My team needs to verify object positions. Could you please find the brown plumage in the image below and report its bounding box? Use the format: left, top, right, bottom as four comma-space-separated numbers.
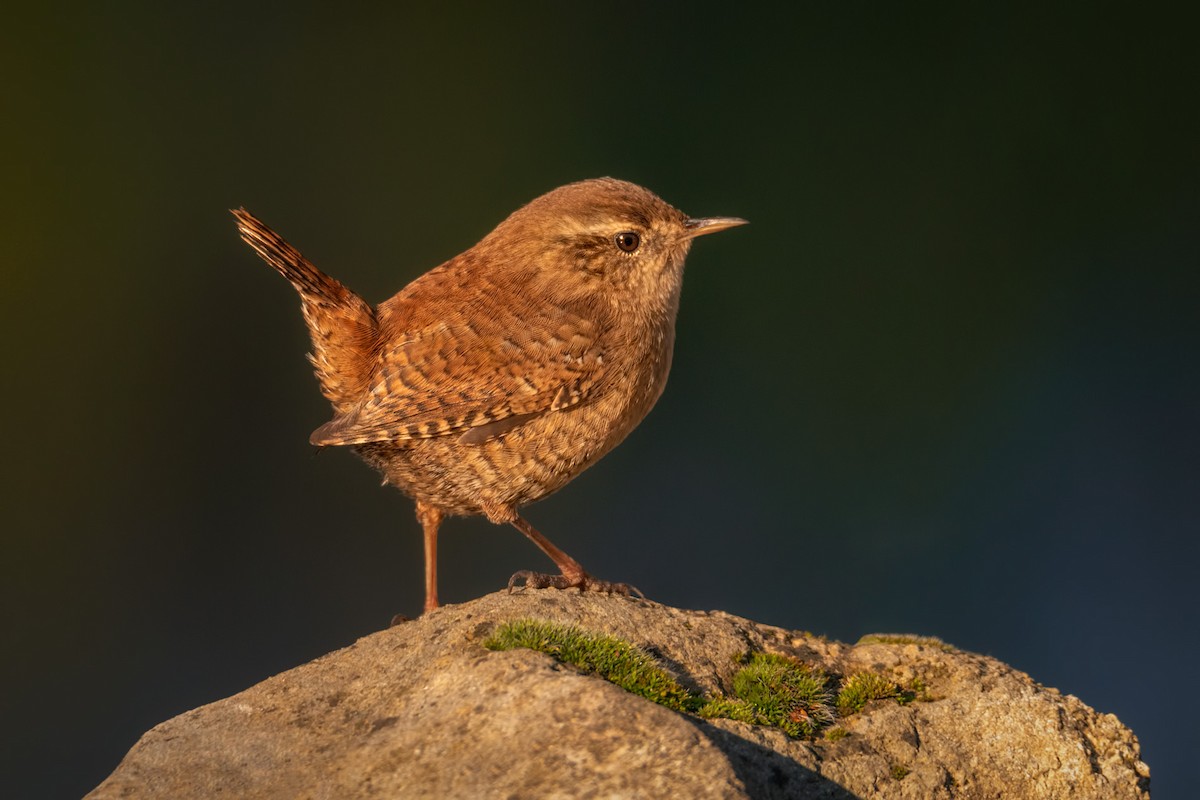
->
233, 178, 745, 613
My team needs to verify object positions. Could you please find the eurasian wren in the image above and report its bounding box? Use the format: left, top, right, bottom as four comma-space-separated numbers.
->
233, 178, 746, 613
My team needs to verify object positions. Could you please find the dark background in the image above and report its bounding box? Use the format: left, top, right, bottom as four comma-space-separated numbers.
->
3, 4, 1195, 797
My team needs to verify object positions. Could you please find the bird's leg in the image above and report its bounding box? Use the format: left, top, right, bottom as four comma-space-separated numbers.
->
506, 514, 644, 599
415, 501, 444, 613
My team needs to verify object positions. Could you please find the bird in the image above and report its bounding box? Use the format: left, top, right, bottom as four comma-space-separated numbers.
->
233, 178, 746, 613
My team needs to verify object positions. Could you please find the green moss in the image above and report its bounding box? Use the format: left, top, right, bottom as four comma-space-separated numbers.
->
697, 696, 758, 724
890, 764, 911, 780
726, 652, 835, 738
484, 619, 699, 713
837, 671, 900, 715
485, 621, 926, 741
888, 675, 929, 705
857, 633, 957, 652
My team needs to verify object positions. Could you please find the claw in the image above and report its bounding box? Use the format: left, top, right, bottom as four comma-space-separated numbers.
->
507, 570, 645, 600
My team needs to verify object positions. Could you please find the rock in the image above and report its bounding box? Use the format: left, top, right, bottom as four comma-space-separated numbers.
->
88, 592, 1149, 799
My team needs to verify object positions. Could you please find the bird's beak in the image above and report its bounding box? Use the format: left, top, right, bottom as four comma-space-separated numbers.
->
683, 216, 749, 239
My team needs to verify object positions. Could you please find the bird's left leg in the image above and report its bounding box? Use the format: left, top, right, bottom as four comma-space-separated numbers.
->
415, 500, 444, 613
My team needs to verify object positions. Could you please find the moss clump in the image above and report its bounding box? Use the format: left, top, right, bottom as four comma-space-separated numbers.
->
697, 696, 758, 725
891, 764, 911, 780
837, 671, 900, 715
484, 619, 699, 712
723, 652, 835, 737
857, 633, 957, 653
899, 675, 938, 704
485, 621, 927, 741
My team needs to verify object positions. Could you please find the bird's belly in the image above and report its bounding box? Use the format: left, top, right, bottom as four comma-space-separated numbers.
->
354, 387, 654, 517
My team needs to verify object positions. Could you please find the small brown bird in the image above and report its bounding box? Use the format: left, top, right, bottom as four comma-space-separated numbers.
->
233, 178, 745, 613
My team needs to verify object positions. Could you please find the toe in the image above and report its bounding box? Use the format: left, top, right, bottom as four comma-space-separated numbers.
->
507, 570, 645, 600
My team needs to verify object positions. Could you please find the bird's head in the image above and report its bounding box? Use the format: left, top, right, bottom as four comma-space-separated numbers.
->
480, 178, 746, 321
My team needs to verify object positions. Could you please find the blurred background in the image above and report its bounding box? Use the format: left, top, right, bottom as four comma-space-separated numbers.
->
3, 4, 1195, 797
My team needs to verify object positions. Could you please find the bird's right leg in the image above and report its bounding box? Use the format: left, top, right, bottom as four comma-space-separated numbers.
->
415, 501, 444, 613
505, 513, 644, 599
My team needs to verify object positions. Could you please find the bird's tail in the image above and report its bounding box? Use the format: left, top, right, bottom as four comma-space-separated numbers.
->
232, 208, 379, 414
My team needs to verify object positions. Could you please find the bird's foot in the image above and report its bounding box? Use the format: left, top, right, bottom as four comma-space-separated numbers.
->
507, 570, 645, 599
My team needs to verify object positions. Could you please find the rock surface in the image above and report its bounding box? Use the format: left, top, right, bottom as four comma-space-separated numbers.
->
89, 591, 1150, 799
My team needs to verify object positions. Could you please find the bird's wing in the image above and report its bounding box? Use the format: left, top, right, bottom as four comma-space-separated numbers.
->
309, 301, 613, 447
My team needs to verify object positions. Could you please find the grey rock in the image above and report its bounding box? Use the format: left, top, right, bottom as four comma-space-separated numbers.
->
89, 591, 1150, 799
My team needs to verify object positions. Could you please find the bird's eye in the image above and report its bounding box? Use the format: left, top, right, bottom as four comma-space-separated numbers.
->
614, 231, 640, 253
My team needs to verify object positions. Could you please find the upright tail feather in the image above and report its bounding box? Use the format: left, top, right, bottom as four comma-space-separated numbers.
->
232, 207, 354, 302
232, 208, 379, 414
